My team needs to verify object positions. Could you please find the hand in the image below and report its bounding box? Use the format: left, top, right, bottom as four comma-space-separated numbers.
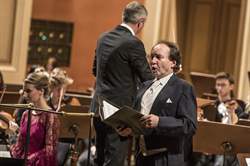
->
225, 100, 239, 124
8, 121, 19, 132
225, 100, 238, 114
116, 127, 132, 137
197, 108, 204, 120
140, 114, 159, 128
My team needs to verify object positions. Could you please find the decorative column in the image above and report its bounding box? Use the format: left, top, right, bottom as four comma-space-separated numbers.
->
141, 0, 178, 53
237, 0, 250, 101
0, 0, 32, 84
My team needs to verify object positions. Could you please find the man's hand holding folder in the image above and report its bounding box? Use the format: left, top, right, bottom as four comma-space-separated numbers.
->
98, 96, 159, 136
116, 114, 160, 136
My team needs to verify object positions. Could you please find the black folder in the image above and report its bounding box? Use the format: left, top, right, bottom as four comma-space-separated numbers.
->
98, 97, 145, 135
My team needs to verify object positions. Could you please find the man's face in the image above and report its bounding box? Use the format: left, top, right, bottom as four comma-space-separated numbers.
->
215, 78, 233, 97
150, 44, 175, 79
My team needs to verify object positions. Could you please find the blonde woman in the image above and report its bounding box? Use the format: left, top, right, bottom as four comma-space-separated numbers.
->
49, 68, 73, 166
10, 71, 59, 166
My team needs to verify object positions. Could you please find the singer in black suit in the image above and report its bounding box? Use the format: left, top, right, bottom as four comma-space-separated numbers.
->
90, 1, 153, 166
118, 41, 197, 166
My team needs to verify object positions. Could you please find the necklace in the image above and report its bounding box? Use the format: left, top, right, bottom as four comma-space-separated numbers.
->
31, 110, 42, 115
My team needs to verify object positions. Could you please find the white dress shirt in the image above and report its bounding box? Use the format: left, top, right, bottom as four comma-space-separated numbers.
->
141, 73, 173, 115
120, 23, 135, 36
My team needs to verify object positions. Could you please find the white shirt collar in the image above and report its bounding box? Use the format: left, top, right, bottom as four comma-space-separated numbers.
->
155, 73, 174, 86
120, 23, 135, 36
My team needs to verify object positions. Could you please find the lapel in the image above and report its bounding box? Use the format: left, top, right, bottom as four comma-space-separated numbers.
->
150, 74, 177, 114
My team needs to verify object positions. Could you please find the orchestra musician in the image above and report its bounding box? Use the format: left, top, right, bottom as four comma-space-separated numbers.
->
194, 72, 249, 166
213, 72, 249, 166
13, 65, 46, 126
10, 71, 60, 166
0, 71, 19, 145
214, 72, 249, 124
48, 67, 73, 166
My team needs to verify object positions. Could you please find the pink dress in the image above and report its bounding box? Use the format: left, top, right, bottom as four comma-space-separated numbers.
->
10, 110, 59, 166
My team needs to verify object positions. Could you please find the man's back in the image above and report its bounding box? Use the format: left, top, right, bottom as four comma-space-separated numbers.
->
91, 2, 153, 166
93, 25, 153, 106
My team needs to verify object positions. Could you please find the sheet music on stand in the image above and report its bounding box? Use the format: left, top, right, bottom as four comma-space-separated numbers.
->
98, 96, 145, 135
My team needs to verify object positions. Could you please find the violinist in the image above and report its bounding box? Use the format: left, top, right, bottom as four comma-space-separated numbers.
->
48, 68, 73, 166
214, 72, 249, 124
209, 72, 248, 166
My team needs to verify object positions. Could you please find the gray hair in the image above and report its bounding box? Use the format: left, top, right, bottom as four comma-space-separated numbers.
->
122, 1, 147, 24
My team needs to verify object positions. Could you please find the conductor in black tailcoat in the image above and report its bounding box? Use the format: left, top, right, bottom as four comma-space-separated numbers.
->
90, 1, 154, 166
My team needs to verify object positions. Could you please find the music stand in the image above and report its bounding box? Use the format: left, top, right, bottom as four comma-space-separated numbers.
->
59, 112, 95, 166
64, 93, 92, 106
190, 72, 216, 97
237, 119, 250, 127
196, 98, 215, 107
0, 91, 20, 114
59, 113, 95, 139
193, 120, 250, 155
0, 144, 24, 165
60, 105, 89, 114
0, 158, 24, 165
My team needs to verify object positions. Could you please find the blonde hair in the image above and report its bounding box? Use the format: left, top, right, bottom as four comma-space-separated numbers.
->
24, 71, 50, 96
49, 68, 73, 89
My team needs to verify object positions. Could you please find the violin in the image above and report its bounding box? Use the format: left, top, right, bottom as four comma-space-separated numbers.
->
0, 111, 13, 130
0, 111, 18, 134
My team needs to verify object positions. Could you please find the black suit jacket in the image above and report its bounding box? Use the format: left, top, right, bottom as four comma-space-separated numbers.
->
135, 74, 197, 165
92, 25, 153, 110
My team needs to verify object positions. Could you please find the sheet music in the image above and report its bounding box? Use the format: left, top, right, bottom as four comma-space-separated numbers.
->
102, 100, 119, 119
0, 145, 10, 158
0, 151, 11, 158
246, 158, 250, 166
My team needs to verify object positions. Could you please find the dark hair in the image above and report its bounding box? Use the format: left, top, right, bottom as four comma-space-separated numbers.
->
154, 41, 181, 72
215, 72, 235, 97
215, 72, 234, 84
122, 1, 147, 24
